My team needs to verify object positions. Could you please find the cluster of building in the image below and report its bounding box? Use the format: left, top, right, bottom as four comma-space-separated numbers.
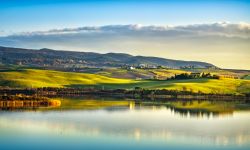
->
180, 65, 219, 70
121, 64, 164, 70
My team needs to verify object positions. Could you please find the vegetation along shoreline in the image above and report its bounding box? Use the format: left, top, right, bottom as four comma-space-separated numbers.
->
1, 87, 249, 101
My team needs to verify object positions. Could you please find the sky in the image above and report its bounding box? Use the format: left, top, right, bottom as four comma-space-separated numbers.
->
0, 0, 250, 69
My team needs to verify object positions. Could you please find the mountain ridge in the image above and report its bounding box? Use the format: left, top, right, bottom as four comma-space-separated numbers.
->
0, 46, 215, 69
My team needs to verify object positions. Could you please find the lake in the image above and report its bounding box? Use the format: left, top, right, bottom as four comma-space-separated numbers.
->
0, 97, 250, 150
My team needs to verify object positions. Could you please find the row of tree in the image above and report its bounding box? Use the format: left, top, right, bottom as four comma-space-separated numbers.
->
169, 72, 219, 80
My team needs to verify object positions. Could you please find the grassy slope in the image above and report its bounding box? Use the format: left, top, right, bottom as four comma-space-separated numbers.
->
0, 69, 135, 88
184, 68, 250, 78
244, 75, 250, 80
0, 69, 250, 94
77, 68, 189, 79
89, 68, 156, 79
121, 78, 250, 94
71, 68, 250, 80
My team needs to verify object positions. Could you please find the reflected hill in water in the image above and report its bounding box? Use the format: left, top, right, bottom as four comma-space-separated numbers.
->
140, 100, 248, 118
1, 96, 250, 118
1, 102, 250, 147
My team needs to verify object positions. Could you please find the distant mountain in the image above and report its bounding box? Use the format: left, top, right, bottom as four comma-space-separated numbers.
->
0, 46, 215, 69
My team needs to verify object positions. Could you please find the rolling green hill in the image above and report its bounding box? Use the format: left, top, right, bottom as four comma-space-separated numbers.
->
0, 69, 250, 94
0, 69, 135, 88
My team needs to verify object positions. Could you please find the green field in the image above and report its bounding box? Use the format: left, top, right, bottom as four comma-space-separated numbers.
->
0, 69, 250, 94
244, 75, 250, 80
0, 69, 135, 88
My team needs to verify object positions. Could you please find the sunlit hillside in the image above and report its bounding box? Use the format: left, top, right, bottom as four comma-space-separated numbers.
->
0, 69, 250, 94
0, 69, 135, 88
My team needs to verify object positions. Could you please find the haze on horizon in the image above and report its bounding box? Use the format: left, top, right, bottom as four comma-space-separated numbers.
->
0, 0, 249, 69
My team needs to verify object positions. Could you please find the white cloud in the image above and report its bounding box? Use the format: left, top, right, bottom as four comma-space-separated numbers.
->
2, 22, 249, 38
0, 22, 250, 69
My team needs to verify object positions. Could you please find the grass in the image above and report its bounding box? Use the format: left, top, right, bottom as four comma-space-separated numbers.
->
130, 78, 249, 94
96, 68, 154, 79
78, 68, 189, 79
0, 69, 249, 94
150, 69, 189, 79
0, 69, 135, 88
244, 75, 250, 80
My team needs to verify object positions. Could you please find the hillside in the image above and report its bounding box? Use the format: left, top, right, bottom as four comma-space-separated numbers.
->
0, 69, 135, 88
0, 69, 249, 94
0, 46, 215, 69
70, 68, 190, 79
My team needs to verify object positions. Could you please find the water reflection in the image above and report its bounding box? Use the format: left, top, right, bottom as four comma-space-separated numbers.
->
1, 97, 249, 118
0, 97, 250, 150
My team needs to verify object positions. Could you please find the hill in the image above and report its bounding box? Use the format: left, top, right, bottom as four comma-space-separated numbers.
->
0, 46, 215, 69
0, 69, 134, 88
0, 69, 249, 94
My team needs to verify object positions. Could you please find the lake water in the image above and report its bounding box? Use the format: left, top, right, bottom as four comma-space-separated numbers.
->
0, 97, 250, 150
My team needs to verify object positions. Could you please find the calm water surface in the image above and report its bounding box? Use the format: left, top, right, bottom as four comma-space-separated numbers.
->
0, 97, 250, 150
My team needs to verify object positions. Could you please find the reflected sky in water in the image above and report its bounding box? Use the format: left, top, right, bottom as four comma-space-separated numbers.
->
0, 99, 250, 150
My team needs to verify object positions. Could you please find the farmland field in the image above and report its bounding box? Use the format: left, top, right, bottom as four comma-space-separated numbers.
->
1, 69, 249, 94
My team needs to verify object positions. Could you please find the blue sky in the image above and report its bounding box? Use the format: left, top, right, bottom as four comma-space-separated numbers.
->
0, 0, 250, 33
0, 0, 250, 69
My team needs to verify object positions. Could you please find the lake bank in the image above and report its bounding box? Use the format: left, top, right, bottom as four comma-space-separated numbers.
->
0, 95, 61, 110
0, 87, 249, 101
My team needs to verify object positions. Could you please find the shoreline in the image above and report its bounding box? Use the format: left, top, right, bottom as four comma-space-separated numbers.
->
0, 88, 249, 101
